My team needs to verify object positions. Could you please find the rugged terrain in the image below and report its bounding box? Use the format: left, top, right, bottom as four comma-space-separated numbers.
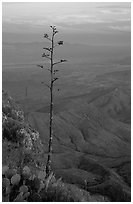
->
3, 67, 131, 201
2, 91, 110, 202
28, 69, 131, 201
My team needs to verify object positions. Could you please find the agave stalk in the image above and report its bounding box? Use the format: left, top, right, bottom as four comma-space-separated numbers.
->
46, 27, 54, 178
38, 26, 66, 178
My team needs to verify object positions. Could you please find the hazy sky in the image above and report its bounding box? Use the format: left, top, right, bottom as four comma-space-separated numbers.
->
3, 2, 131, 41
2, 2, 131, 65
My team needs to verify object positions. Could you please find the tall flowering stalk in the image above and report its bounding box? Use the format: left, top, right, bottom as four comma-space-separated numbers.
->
37, 26, 66, 177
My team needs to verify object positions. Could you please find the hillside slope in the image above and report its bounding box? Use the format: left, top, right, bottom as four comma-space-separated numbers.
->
2, 91, 111, 202
28, 69, 131, 201
2, 90, 44, 169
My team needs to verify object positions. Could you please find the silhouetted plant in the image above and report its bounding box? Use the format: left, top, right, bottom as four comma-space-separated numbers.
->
37, 26, 66, 178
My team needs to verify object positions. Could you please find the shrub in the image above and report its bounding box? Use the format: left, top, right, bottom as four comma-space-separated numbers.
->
2, 118, 23, 143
